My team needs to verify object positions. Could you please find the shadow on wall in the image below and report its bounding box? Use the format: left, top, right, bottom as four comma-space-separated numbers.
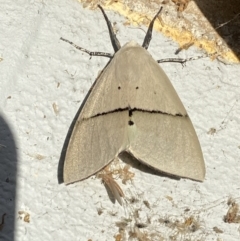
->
194, 0, 240, 59
0, 115, 18, 241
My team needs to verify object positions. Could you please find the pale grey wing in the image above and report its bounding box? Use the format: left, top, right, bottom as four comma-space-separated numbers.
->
64, 111, 129, 184
81, 41, 187, 119
128, 112, 205, 181
122, 43, 187, 116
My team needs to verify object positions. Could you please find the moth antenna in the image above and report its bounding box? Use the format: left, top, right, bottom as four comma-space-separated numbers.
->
98, 5, 121, 53
142, 6, 163, 49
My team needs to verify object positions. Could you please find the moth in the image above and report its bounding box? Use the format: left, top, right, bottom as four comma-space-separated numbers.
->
61, 5, 205, 185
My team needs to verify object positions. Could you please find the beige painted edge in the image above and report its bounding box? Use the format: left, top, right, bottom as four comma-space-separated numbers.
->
80, 0, 239, 63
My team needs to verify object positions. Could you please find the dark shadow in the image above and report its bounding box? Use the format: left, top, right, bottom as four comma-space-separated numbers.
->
0, 115, 18, 241
57, 99, 83, 184
194, 0, 240, 60
119, 152, 180, 181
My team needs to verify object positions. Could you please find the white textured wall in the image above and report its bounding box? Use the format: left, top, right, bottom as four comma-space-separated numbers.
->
0, 0, 240, 240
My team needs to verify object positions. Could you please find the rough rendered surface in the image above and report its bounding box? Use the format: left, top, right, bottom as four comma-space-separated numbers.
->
0, 1, 240, 241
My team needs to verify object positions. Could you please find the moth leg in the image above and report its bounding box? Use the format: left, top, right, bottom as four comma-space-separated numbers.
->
157, 52, 217, 65
60, 37, 113, 58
